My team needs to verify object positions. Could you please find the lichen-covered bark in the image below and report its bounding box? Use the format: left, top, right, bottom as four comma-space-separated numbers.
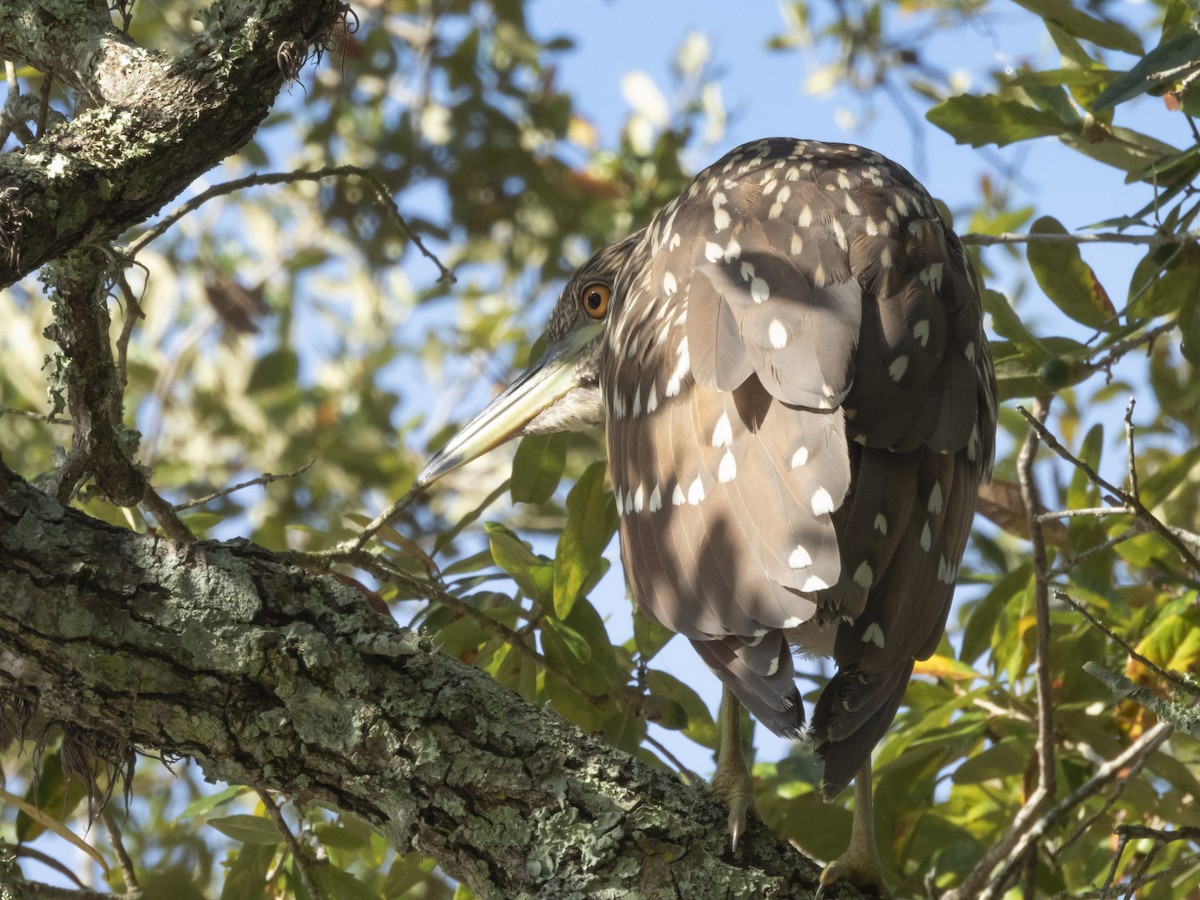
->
0, 0, 343, 288
0, 466, 839, 898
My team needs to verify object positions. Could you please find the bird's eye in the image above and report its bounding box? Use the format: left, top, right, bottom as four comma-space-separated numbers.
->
581, 283, 611, 320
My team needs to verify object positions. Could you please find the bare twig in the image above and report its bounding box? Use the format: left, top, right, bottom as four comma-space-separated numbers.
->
0, 405, 71, 425
141, 484, 195, 543
351, 485, 425, 551
1124, 399, 1139, 501
1085, 321, 1178, 375
1055, 590, 1200, 698
101, 806, 140, 893
1019, 408, 1200, 572
1022, 395, 1057, 813
644, 733, 702, 785
1047, 527, 1141, 578
947, 397, 1057, 900
981, 721, 1174, 899
961, 230, 1200, 247
173, 461, 315, 512
1035, 506, 1131, 521
257, 790, 318, 900
127, 165, 456, 284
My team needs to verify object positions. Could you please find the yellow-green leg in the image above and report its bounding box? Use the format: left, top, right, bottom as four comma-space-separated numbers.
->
709, 687, 757, 850
817, 762, 893, 898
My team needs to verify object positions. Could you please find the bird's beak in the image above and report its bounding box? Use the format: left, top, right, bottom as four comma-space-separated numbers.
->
415, 327, 595, 489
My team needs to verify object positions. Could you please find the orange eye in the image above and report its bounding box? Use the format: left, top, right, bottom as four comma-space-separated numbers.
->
581, 283, 611, 319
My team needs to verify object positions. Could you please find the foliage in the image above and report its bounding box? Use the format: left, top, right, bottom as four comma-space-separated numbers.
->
2, 0, 1200, 897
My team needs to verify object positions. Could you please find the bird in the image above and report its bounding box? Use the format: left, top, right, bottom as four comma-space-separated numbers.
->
415, 137, 997, 894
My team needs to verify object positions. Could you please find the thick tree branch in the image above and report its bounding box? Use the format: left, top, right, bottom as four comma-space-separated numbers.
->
0, 0, 344, 288
0, 466, 838, 899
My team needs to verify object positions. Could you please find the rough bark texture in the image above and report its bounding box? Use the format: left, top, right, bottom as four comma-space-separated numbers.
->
0, 0, 342, 288
0, 466, 844, 898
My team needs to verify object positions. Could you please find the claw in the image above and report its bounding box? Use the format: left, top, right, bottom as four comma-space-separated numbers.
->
819, 762, 893, 898
711, 688, 756, 851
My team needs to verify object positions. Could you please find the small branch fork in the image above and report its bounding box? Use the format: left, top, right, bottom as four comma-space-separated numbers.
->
127, 164, 455, 284
949, 393, 1200, 899
1018, 400, 1200, 573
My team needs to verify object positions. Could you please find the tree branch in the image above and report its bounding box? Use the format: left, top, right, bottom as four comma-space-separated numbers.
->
0, 0, 345, 288
0, 465, 838, 899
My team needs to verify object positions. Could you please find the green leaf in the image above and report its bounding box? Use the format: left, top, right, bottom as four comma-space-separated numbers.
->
1182, 290, 1200, 367
542, 596, 622, 694
543, 615, 591, 664
207, 814, 285, 845
1092, 32, 1200, 111
1027, 216, 1116, 329
1128, 246, 1200, 319
927, 95, 1068, 148
632, 606, 676, 662
983, 290, 1051, 358
510, 432, 568, 504
553, 461, 618, 619
1012, 0, 1142, 55
17, 749, 87, 842
180, 785, 247, 819
485, 522, 553, 601
310, 862, 380, 900
245, 348, 299, 393
951, 736, 1031, 784
220, 844, 277, 900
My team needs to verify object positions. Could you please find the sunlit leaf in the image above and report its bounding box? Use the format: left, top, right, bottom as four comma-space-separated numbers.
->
485, 522, 553, 601
913, 654, 982, 682
927, 95, 1067, 148
1027, 216, 1116, 329
207, 814, 285, 845
553, 461, 618, 619
1092, 32, 1200, 110
510, 432, 568, 504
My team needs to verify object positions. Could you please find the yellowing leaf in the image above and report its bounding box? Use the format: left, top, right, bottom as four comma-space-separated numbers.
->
913, 654, 981, 682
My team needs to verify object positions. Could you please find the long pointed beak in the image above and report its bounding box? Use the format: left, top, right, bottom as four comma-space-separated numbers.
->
415, 329, 595, 489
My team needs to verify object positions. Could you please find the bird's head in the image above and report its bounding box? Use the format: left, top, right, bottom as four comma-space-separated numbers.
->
415, 231, 644, 489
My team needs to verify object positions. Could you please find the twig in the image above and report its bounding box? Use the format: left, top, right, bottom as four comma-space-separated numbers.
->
141, 484, 195, 543
1085, 663, 1200, 738
127, 165, 455, 284
0, 405, 71, 425
1055, 590, 1200, 698
1047, 527, 1141, 578
1018, 408, 1200, 573
644, 733, 702, 785
961, 230, 1200, 247
1035, 506, 1131, 521
1124, 399, 1139, 501
947, 397, 1057, 900
280, 545, 548, 669
351, 485, 425, 551
1021, 396, 1057, 821
257, 790, 318, 900
101, 806, 140, 893
1085, 321, 1177, 375
172, 461, 315, 512
979, 720, 1174, 899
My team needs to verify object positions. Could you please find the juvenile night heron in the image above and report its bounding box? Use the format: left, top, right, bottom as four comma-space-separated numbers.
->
417, 137, 997, 893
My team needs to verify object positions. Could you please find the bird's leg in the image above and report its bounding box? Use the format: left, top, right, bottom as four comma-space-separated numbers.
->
709, 687, 756, 850
818, 762, 893, 898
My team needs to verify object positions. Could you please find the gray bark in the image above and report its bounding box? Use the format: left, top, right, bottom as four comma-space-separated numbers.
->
0, 465, 836, 898
0, 0, 341, 288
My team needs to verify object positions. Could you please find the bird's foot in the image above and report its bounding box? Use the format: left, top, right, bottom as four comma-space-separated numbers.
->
816, 842, 893, 899
709, 754, 757, 850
